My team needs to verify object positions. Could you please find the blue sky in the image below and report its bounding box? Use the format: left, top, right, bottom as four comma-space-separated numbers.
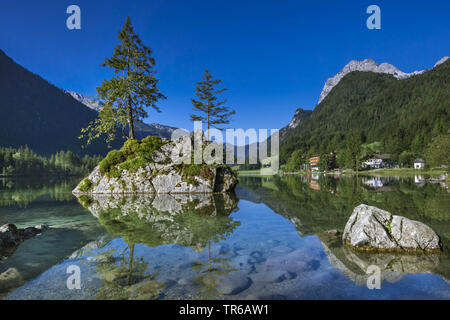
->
0, 0, 449, 132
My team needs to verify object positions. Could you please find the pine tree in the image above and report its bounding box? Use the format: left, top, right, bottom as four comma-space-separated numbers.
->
345, 130, 362, 171
190, 70, 235, 140
425, 131, 450, 167
80, 17, 165, 145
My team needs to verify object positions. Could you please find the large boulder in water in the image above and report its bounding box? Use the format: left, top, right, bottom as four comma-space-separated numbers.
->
73, 133, 238, 195
342, 204, 441, 252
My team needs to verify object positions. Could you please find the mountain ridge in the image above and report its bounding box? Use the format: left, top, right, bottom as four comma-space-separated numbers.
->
280, 58, 450, 164
64, 90, 178, 139
318, 56, 448, 104
0, 48, 175, 156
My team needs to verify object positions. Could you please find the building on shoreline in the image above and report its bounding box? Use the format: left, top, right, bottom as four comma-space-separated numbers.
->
414, 158, 425, 169
362, 154, 393, 169
309, 154, 320, 171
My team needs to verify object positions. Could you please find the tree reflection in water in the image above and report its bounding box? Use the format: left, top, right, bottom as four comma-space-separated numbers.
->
92, 243, 163, 300
191, 239, 237, 299
77, 192, 240, 299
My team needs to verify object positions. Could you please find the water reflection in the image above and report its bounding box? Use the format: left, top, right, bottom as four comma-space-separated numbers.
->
76, 193, 240, 299
238, 175, 450, 283
79, 193, 240, 251
318, 231, 443, 286
0, 178, 108, 298
91, 244, 164, 300
0, 177, 78, 208
3, 174, 449, 299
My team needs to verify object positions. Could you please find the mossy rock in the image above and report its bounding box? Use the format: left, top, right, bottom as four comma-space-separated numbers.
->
73, 134, 238, 195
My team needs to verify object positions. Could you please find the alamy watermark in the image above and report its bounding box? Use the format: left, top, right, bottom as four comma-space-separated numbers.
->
169, 121, 280, 174
367, 5, 381, 30
66, 265, 81, 290
66, 5, 81, 30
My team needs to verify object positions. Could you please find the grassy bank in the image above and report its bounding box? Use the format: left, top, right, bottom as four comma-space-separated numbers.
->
236, 169, 277, 177
356, 168, 447, 177
237, 167, 448, 178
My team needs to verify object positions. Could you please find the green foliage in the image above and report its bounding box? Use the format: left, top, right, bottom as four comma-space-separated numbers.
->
0, 146, 101, 177
78, 178, 93, 192
425, 131, 450, 168
280, 61, 450, 166
319, 152, 337, 171
285, 149, 306, 172
99, 150, 126, 177
191, 70, 235, 137
77, 195, 94, 208
80, 17, 166, 146
177, 163, 217, 186
385, 221, 393, 237
345, 130, 362, 171
361, 141, 383, 157
99, 136, 167, 178
398, 150, 416, 167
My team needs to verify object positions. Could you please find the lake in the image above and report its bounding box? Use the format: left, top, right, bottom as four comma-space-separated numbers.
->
1, 174, 449, 299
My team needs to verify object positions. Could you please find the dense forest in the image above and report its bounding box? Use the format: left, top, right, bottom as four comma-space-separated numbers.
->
0, 146, 101, 177
280, 60, 450, 168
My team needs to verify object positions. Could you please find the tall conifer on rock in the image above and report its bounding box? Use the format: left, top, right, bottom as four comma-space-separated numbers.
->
80, 17, 165, 146
190, 70, 235, 140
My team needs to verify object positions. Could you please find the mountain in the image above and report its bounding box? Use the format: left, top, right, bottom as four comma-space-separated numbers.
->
280, 58, 450, 164
317, 58, 427, 104
267, 56, 447, 158
0, 49, 175, 156
65, 90, 177, 139
134, 120, 177, 139
279, 107, 312, 140
434, 56, 450, 68
64, 91, 103, 111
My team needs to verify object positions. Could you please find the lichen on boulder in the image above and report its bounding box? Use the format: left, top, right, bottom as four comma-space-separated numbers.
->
73, 133, 238, 195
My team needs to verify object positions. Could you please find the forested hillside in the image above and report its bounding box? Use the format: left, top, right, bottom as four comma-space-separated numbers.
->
280, 60, 450, 165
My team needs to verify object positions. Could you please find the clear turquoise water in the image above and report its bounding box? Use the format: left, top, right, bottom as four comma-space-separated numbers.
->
1, 175, 449, 299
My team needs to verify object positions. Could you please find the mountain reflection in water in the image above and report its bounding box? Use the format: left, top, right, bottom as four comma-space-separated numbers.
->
2, 175, 449, 299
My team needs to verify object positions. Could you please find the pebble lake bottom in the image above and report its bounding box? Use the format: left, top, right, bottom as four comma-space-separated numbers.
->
1, 175, 449, 300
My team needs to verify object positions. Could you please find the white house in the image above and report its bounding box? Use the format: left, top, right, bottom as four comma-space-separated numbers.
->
414, 158, 425, 169
362, 154, 392, 169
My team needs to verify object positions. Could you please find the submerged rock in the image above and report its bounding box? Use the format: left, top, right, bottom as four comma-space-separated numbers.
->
216, 273, 252, 295
343, 204, 441, 252
0, 268, 22, 290
0, 224, 49, 257
73, 133, 238, 195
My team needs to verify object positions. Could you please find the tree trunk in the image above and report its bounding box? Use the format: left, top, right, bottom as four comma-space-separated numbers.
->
128, 97, 135, 140
207, 106, 210, 141
207, 116, 210, 141
126, 47, 135, 140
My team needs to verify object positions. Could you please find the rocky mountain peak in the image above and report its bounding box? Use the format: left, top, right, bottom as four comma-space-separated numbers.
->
64, 90, 177, 139
318, 56, 448, 104
64, 91, 103, 111
280, 107, 313, 140
434, 56, 449, 68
